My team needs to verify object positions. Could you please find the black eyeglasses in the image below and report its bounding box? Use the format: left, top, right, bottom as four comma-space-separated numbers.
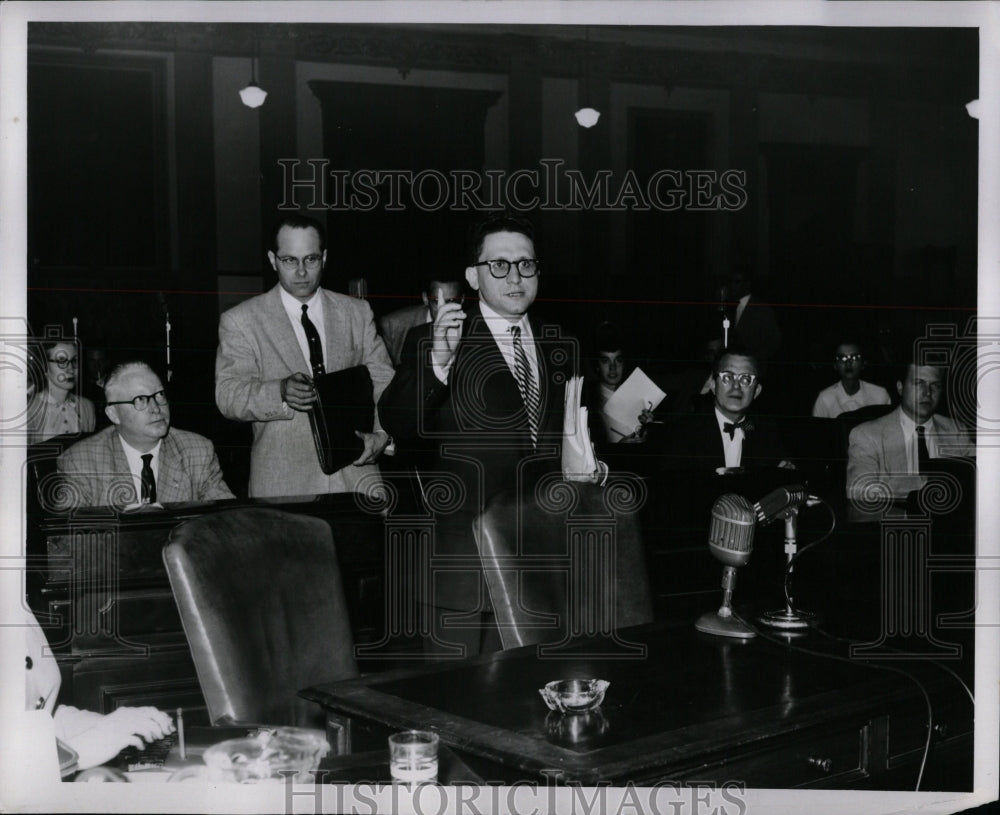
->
835, 353, 863, 363
717, 371, 757, 389
107, 390, 168, 411
47, 356, 78, 369
474, 259, 539, 279
276, 254, 323, 272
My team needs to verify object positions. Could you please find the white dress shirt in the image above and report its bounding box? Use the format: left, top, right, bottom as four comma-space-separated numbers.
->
898, 410, 939, 473
434, 301, 539, 385
715, 407, 745, 468
279, 286, 326, 371
118, 436, 162, 503
811, 380, 891, 419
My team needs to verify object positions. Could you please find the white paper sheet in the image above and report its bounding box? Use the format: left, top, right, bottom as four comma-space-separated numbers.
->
602, 368, 666, 440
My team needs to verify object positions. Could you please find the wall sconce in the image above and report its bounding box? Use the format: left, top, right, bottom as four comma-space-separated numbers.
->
239, 55, 267, 109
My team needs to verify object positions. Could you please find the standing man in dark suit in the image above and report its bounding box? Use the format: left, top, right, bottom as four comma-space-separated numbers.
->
724, 270, 782, 368
57, 361, 234, 509
216, 213, 395, 498
380, 213, 597, 657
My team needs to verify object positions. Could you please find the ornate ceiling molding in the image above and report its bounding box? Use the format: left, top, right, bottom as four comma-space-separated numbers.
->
29, 22, 975, 102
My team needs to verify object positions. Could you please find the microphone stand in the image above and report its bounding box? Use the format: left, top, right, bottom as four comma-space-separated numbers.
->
757, 508, 816, 631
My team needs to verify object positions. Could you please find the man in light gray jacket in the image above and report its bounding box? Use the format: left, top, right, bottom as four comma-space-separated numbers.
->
216, 213, 395, 497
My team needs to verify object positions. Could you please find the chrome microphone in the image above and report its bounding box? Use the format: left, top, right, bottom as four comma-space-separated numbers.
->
696, 494, 757, 639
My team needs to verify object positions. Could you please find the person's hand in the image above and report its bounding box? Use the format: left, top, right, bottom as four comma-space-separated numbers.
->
72, 706, 175, 769
431, 289, 465, 369
778, 459, 796, 470
281, 372, 317, 411
637, 407, 654, 426
353, 429, 390, 465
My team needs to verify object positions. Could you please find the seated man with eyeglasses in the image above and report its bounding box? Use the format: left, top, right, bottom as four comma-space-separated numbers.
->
656, 346, 794, 548
812, 341, 891, 419
662, 345, 794, 476
55, 361, 234, 510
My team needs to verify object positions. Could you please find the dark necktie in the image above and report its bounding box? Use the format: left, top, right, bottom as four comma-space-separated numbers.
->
140, 453, 156, 504
510, 325, 541, 448
301, 304, 326, 377
916, 425, 930, 473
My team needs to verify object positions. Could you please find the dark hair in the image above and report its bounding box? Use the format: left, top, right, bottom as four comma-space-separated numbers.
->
39, 338, 77, 357
270, 213, 326, 252
712, 343, 761, 378
593, 321, 625, 356
467, 211, 535, 266
422, 274, 464, 296
896, 356, 945, 385
833, 339, 865, 357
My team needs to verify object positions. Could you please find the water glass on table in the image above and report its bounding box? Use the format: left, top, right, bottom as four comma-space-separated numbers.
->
388, 730, 438, 786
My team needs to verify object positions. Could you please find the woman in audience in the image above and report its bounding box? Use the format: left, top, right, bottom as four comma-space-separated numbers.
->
26, 339, 96, 444
25, 608, 174, 771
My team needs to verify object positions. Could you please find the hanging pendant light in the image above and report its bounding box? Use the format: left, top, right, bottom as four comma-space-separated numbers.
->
239, 50, 267, 109
574, 27, 600, 128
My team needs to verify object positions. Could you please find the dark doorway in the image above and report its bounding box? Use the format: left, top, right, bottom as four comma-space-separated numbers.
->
308, 81, 502, 317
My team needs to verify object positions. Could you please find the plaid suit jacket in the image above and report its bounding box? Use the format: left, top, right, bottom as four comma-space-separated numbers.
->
55, 426, 234, 510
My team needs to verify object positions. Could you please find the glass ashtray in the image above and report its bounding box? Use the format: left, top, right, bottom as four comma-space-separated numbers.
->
539, 678, 609, 714
202, 727, 329, 783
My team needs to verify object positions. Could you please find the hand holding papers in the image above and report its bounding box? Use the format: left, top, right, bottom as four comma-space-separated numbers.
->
562, 376, 604, 483
602, 368, 666, 442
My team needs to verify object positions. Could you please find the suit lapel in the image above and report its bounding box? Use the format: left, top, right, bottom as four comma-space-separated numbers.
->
156, 433, 187, 503
108, 431, 137, 504
265, 286, 310, 373
321, 289, 354, 371
883, 408, 908, 473
458, 306, 527, 432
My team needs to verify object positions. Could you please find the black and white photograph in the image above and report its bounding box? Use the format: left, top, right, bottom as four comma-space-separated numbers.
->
1, 2, 997, 813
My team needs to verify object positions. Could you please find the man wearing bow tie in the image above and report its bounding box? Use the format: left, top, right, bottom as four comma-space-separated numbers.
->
658, 347, 793, 551
663, 347, 793, 475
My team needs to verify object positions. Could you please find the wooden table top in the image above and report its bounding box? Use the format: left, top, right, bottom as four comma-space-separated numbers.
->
302, 620, 963, 785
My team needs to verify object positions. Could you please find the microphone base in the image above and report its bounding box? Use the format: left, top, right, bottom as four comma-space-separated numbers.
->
695, 611, 757, 639
757, 608, 817, 631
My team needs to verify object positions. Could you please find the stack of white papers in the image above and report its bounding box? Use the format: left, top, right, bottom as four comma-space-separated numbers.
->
562, 375, 599, 480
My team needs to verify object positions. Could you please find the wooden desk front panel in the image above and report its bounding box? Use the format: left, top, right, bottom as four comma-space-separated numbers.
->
30, 495, 389, 713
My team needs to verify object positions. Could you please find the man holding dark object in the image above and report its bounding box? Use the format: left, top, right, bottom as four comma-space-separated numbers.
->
56, 361, 233, 509
380, 212, 603, 658
215, 213, 395, 497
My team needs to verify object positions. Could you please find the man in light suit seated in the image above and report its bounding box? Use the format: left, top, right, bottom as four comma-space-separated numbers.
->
56, 361, 234, 510
846, 359, 974, 520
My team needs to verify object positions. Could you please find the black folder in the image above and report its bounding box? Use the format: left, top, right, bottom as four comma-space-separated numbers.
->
307, 365, 375, 474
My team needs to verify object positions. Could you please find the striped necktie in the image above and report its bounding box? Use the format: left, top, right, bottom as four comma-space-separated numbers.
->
510, 325, 541, 448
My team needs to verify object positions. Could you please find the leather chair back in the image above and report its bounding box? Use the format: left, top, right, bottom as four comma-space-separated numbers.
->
163, 508, 358, 728
475, 481, 653, 650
